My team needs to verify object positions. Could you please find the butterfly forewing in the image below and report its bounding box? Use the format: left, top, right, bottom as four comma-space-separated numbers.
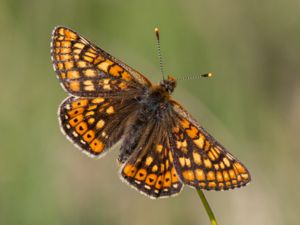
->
169, 100, 251, 190
51, 27, 151, 97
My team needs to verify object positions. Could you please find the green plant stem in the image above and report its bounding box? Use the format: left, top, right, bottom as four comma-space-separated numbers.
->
196, 190, 218, 225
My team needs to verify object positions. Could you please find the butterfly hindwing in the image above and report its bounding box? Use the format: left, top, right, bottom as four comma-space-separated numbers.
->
51, 26, 151, 97
120, 118, 183, 198
169, 101, 251, 190
59, 96, 138, 157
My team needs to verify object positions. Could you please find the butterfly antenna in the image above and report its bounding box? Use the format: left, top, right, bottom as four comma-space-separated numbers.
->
177, 73, 213, 81
155, 27, 165, 80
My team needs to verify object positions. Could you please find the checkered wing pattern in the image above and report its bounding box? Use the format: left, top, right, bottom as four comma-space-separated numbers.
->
59, 96, 138, 157
170, 101, 251, 190
120, 117, 183, 198
51, 26, 152, 97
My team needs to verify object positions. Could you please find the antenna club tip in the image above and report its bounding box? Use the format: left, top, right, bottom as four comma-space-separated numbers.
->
154, 27, 160, 39
208, 72, 213, 77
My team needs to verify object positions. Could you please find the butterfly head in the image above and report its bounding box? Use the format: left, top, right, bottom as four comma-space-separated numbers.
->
160, 75, 177, 94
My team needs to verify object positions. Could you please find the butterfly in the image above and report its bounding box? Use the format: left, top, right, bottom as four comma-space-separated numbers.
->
51, 26, 251, 199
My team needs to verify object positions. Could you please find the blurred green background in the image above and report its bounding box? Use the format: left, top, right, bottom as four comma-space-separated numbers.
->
1, 0, 300, 224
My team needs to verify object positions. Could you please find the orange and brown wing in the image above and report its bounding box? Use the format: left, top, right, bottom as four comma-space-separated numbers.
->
169, 100, 251, 190
120, 122, 183, 198
59, 96, 138, 157
51, 26, 152, 97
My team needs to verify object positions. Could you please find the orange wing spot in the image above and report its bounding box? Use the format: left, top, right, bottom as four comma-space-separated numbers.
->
145, 174, 157, 186
145, 156, 153, 166
84, 85, 95, 91
69, 115, 83, 127
204, 141, 210, 151
60, 54, 72, 61
61, 72, 66, 79
93, 56, 104, 65
163, 171, 171, 187
97, 60, 113, 73
65, 61, 74, 69
218, 183, 224, 188
68, 107, 84, 117
85, 111, 95, 117
83, 69, 96, 77
55, 41, 61, 47
109, 65, 123, 77
193, 151, 202, 165
172, 126, 180, 133
199, 182, 206, 188
237, 175, 242, 182
186, 126, 198, 139
155, 176, 163, 189
73, 49, 81, 54
85, 51, 96, 58
223, 171, 230, 181
216, 171, 223, 182
106, 106, 115, 114
61, 41, 71, 47
55, 55, 60, 61
90, 139, 104, 153
74, 55, 80, 60
185, 158, 191, 167
55, 48, 60, 54
179, 157, 185, 167
96, 119, 105, 129
60, 47, 71, 54
57, 62, 64, 70
203, 158, 212, 168
207, 171, 215, 181
220, 162, 225, 169
168, 151, 173, 163
77, 60, 87, 68
229, 169, 236, 179
194, 134, 205, 148
231, 180, 237, 185
152, 165, 158, 172
208, 151, 216, 161
87, 105, 97, 111
65, 29, 77, 39
73, 42, 85, 49
83, 56, 94, 63
71, 99, 88, 108
180, 119, 190, 129
121, 71, 132, 81
123, 164, 137, 177
92, 97, 105, 103
135, 169, 147, 181
118, 82, 128, 89
223, 158, 231, 167
83, 130, 95, 143
87, 118, 95, 124
155, 144, 163, 153
75, 122, 88, 135
241, 173, 249, 180
214, 164, 220, 170
208, 182, 217, 189
195, 169, 205, 181
67, 70, 80, 79
182, 170, 195, 181
160, 163, 165, 173
57, 36, 64, 41
234, 162, 247, 174
226, 181, 232, 187
69, 81, 80, 91
58, 28, 65, 35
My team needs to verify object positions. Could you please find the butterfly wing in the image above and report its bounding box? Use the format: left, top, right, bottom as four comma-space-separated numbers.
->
51, 26, 152, 97
119, 115, 183, 198
59, 96, 139, 157
169, 100, 251, 190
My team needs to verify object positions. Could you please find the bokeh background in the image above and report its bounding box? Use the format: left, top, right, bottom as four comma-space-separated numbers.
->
1, 0, 300, 224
